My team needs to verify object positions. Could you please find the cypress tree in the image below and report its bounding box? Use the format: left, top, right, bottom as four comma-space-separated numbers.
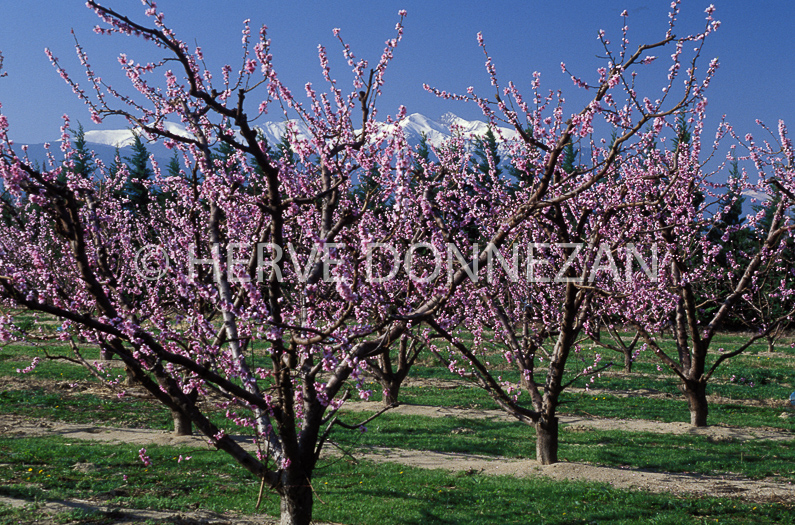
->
166, 152, 182, 179
274, 132, 296, 165
66, 122, 96, 183
123, 133, 154, 216
411, 131, 431, 187
155, 152, 182, 207
472, 126, 502, 180
560, 141, 577, 175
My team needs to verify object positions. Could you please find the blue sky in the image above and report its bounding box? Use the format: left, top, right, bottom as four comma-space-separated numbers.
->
0, 1, 792, 144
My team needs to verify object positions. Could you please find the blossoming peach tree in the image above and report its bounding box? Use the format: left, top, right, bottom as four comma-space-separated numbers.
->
411, 2, 728, 462
1, 2, 790, 524
0, 2, 426, 523
612, 110, 795, 427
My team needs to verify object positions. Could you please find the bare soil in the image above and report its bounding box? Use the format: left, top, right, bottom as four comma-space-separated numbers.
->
343, 401, 795, 442
2, 404, 793, 513
0, 495, 274, 524
2, 371, 794, 523
400, 373, 793, 409
356, 447, 795, 503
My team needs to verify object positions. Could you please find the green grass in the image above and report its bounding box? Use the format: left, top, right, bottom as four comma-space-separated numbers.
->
560, 392, 795, 431
0, 386, 258, 437
6, 358, 791, 436
0, 342, 103, 360
1, 435, 793, 525
0, 387, 173, 430
407, 332, 795, 401
0, 436, 262, 517
4, 383, 791, 482
1, 328, 794, 523
366, 383, 795, 431
333, 411, 795, 481
0, 360, 117, 383
0, 504, 118, 525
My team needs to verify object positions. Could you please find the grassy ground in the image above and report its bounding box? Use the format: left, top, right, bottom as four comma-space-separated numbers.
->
332, 411, 795, 480
1, 329, 794, 524
1, 436, 793, 525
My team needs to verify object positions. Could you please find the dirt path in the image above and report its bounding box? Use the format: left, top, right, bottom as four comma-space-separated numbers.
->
356, 447, 795, 503
0, 495, 274, 525
397, 374, 794, 409
2, 409, 793, 507
343, 401, 794, 442
0, 414, 219, 447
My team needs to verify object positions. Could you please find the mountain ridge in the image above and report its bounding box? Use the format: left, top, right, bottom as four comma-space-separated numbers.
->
17, 113, 516, 169
60, 112, 515, 150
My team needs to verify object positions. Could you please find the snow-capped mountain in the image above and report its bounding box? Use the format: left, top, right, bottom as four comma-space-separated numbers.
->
392, 113, 452, 146
19, 113, 514, 168
252, 112, 517, 149
76, 112, 513, 151
437, 112, 519, 143
82, 122, 194, 149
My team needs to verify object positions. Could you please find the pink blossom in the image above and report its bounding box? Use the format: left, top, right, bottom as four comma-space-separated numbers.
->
138, 448, 151, 467
16, 357, 40, 374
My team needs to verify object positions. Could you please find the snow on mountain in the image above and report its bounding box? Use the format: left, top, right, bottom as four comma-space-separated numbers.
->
393, 113, 452, 146
83, 122, 195, 149
23, 113, 514, 165
439, 112, 491, 139
13, 113, 521, 182
256, 120, 312, 148
437, 112, 519, 143
348, 112, 520, 149
83, 129, 138, 149
253, 113, 518, 150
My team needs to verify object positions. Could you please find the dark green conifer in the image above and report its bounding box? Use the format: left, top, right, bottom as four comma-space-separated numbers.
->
472, 126, 501, 180
123, 133, 154, 216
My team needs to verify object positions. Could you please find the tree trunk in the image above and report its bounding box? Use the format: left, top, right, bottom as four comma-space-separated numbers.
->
767, 335, 775, 353
521, 374, 533, 393
100, 347, 113, 361
123, 366, 136, 386
172, 409, 192, 436
279, 477, 313, 525
683, 380, 708, 427
382, 380, 401, 407
623, 350, 633, 373
535, 416, 559, 465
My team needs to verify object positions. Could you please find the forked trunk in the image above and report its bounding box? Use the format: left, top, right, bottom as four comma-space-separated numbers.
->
172, 409, 192, 436
683, 380, 708, 427
623, 350, 633, 373
382, 380, 401, 407
279, 474, 313, 525
535, 415, 559, 465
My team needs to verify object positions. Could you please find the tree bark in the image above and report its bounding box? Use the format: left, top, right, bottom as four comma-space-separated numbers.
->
382, 380, 401, 407
535, 415, 559, 465
278, 476, 313, 525
172, 409, 192, 436
520, 373, 533, 393
123, 366, 136, 386
683, 380, 708, 427
368, 338, 419, 407
623, 350, 633, 373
